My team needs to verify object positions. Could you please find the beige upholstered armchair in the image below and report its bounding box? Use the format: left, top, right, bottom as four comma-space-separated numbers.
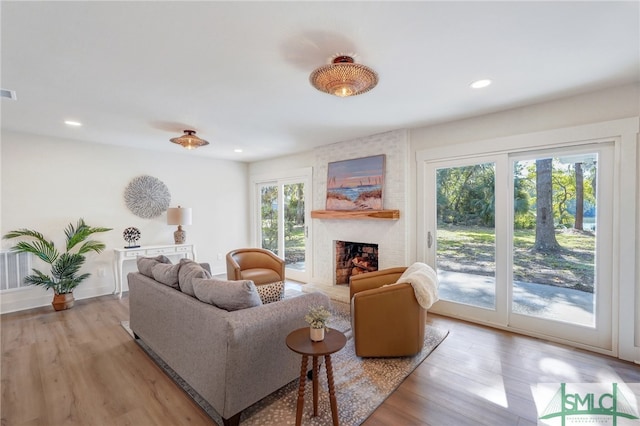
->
350, 267, 426, 357
226, 248, 285, 285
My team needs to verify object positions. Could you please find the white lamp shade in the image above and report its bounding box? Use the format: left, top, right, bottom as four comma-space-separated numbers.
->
167, 207, 192, 226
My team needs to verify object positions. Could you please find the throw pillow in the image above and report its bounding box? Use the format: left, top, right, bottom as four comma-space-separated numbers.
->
178, 259, 211, 296
152, 262, 181, 289
255, 281, 285, 304
192, 277, 262, 311
137, 255, 171, 278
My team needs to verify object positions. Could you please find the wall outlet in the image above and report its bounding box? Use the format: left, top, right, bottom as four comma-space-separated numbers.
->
217, 253, 223, 260
97, 267, 106, 277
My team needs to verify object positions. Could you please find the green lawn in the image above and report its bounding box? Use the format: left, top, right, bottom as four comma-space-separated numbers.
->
437, 225, 595, 292
284, 225, 306, 264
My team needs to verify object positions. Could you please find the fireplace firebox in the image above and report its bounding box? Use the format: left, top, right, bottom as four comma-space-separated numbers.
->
334, 240, 379, 285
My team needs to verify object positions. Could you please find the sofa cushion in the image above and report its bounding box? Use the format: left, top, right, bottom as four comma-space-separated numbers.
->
193, 277, 263, 311
137, 255, 171, 278
178, 259, 211, 296
256, 281, 285, 304
152, 262, 181, 289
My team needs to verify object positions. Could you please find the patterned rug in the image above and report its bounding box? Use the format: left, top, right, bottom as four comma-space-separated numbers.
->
122, 302, 448, 426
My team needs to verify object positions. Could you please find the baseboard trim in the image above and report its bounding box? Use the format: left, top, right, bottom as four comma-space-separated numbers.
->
1, 284, 115, 314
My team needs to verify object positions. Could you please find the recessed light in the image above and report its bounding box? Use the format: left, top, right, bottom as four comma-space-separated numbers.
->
64, 120, 82, 127
470, 79, 492, 89
234, 148, 243, 153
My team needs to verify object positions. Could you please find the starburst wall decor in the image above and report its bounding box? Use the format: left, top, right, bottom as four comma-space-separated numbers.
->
124, 175, 171, 219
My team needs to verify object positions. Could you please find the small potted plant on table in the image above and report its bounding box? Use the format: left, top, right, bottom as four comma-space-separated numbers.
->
3, 218, 112, 311
305, 305, 331, 342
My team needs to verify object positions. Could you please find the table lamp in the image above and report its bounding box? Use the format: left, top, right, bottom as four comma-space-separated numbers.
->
167, 206, 192, 244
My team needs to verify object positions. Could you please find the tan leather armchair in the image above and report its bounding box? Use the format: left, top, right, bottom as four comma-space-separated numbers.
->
226, 248, 285, 285
350, 267, 426, 357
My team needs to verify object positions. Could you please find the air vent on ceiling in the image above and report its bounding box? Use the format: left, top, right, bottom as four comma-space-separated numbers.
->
1, 89, 17, 100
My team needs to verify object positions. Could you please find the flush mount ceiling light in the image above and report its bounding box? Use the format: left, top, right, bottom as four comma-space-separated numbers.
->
310, 55, 378, 97
170, 130, 209, 150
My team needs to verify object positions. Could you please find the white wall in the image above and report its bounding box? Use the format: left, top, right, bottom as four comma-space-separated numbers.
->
311, 130, 409, 284
249, 151, 314, 175
1, 131, 249, 312
409, 83, 639, 150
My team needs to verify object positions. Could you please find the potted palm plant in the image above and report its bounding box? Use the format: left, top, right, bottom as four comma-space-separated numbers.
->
3, 218, 112, 311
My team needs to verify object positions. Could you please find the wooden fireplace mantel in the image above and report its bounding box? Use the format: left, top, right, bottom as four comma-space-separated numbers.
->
310, 210, 400, 220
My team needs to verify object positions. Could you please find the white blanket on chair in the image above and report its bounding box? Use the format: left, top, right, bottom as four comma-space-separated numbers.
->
395, 262, 439, 310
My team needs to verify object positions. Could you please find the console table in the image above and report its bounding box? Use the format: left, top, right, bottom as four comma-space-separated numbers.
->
112, 244, 196, 297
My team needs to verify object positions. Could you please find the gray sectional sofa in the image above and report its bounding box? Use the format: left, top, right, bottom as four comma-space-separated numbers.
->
128, 268, 331, 426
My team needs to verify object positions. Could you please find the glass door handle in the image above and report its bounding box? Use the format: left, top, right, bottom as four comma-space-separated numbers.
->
428, 231, 433, 248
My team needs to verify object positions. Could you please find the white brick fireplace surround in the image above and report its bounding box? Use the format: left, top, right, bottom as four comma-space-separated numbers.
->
310, 129, 410, 293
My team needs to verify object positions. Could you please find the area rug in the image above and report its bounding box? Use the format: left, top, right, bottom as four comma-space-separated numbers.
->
121, 302, 448, 426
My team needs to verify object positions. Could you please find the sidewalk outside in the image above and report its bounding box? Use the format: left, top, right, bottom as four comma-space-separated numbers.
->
438, 270, 594, 326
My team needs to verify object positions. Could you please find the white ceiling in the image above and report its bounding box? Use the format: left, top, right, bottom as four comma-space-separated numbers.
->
2, 1, 638, 162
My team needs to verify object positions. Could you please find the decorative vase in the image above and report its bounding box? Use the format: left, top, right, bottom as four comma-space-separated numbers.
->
310, 327, 325, 342
52, 293, 74, 311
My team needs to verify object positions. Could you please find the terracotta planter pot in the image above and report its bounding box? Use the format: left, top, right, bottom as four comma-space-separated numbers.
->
52, 293, 74, 311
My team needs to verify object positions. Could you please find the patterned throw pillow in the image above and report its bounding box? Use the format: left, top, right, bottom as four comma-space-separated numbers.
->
255, 281, 285, 304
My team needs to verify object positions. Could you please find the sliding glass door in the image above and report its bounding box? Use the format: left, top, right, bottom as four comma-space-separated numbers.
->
507, 146, 613, 348
426, 157, 504, 324
422, 144, 613, 350
254, 170, 311, 282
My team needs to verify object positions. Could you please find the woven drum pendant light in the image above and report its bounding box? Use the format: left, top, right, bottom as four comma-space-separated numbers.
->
170, 130, 210, 150
310, 55, 378, 97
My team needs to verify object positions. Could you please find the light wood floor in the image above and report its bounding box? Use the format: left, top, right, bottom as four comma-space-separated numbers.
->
2, 293, 638, 426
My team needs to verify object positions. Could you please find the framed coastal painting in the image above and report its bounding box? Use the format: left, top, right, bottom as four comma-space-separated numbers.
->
326, 154, 385, 210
